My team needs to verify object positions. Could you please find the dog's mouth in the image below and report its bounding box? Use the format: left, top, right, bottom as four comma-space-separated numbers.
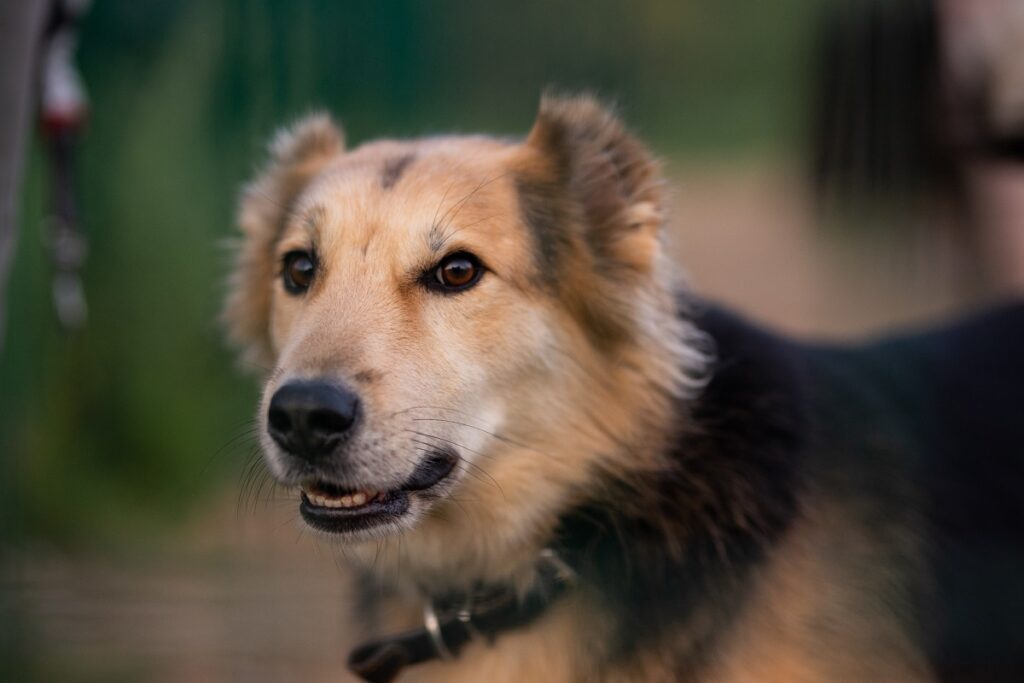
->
298, 449, 458, 535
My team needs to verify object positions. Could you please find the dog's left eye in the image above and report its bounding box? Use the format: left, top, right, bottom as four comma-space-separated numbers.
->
428, 252, 483, 293
282, 250, 316, 294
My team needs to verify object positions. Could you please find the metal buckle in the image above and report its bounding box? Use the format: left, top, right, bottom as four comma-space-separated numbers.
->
422, 599, 455, 660
537, 548, 577, 587
456, 592, 483, 641
421, 549, 574, 662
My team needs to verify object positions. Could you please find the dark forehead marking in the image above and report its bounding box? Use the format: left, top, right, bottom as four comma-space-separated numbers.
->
380, 153, 416, 190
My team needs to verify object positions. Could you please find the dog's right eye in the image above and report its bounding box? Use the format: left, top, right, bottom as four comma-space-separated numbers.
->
282, 251, 316, 294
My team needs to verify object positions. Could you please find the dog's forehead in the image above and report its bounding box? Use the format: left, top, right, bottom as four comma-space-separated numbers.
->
294, 136, 523, 250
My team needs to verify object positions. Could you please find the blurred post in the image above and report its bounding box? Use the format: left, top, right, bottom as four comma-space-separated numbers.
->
810, 0, 1024, 295
40, 0, 91, 331
939, 0, 1024, 293
0, 0, 49, 353
0, 4, 50, 675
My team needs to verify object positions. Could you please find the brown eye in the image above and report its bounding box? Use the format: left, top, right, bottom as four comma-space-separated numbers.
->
282, 251, 316, 294
432, 252, 482, 292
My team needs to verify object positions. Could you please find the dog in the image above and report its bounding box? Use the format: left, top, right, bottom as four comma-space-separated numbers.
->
224, 94, 1024, 682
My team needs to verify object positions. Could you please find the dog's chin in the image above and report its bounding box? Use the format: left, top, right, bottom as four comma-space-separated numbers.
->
295, 449, 459, 539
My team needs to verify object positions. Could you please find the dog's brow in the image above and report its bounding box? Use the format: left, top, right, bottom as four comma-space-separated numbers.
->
300, 205, 326, 237
427, 223, 447, 254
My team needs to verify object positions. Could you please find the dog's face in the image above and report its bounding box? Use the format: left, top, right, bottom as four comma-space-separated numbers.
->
252, 134, 563, 539
226, 96, 695, 559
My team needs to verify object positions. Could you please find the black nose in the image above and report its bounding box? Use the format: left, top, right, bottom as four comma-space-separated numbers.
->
267, 380, 360, 460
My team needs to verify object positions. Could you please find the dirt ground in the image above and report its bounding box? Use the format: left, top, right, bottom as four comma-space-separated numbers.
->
4, 167, 990, 682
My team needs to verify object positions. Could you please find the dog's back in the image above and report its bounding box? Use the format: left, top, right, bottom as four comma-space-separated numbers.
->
851, 304, 1024, 680
701, 302, 1024, 681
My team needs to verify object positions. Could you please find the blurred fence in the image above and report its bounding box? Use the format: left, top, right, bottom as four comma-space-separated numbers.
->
0, 0, 817, 543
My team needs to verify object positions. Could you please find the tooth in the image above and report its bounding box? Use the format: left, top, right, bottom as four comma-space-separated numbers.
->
305, 486, 381, 509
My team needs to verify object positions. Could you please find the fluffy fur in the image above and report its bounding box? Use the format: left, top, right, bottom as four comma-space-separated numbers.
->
225, 94, 1024, 682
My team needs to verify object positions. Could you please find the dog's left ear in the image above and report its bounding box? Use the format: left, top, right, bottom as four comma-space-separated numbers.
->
224, 114, 345, 368
523, 93, 664, 275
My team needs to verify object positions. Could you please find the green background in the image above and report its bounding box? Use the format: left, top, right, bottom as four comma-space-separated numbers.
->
0, 0, 817, 545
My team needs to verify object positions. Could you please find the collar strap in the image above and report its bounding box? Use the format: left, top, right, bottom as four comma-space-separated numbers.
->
348, 549, 576, 683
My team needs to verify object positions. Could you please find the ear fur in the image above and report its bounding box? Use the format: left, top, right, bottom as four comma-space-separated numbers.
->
223, 114, 344, 368
525, 93, 664, 274
519, 94, 667, 349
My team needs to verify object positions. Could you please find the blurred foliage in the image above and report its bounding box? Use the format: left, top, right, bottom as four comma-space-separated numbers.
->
0, 0, 817, 544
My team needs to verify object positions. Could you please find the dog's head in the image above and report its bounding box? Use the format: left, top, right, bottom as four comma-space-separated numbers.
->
225, 95, 706, 578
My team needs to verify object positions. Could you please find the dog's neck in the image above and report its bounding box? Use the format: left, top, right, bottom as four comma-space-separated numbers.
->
348, 301, 806, 678
350, 280, 702, 591
347, 547, 581, 682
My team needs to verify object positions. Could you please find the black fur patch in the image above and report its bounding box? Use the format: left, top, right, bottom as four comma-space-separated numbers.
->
554, 303, 806, 675
551, 300, 1024, 680
905, 304, 1024, 681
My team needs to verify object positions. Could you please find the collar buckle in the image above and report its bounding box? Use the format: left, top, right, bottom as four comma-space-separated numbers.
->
350, 547, 577, 682
537, 547, 577, 587
422, 599, 455, 660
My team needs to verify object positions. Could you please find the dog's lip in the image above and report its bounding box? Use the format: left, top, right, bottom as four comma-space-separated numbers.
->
300, 489, 411, 534
298, 449, 459, 534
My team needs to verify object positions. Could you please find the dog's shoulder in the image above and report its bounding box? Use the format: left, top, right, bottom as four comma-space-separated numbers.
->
714, 300, 1024, 681
559, 300, 1024, 680
554, 301, 810, 674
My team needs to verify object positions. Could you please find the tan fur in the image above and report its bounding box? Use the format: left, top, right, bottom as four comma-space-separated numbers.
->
223, 96, 768, 681
702, 495, 932, 683
225, 113, 345, 367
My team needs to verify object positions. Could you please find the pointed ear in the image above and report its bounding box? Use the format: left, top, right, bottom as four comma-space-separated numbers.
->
223, 114, 345, 368
524, 93, 664, 274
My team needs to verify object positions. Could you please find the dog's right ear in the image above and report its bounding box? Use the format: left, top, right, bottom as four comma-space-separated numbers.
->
517, 94, 667, 349
223, 114, 345, 368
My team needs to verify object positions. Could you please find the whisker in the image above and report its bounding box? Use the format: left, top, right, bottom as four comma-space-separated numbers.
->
433, 171, 513, 248
200, 424, 260, 478
410, 417, 545, 455
410, 444, 504, 498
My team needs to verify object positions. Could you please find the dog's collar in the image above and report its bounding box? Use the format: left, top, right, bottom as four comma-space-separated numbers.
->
347, 548, 577, 683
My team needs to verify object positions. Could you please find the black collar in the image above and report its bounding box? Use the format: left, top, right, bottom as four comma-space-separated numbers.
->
348, 549, 577, 683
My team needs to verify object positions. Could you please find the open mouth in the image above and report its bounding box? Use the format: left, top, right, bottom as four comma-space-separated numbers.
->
298, 450, 458, 534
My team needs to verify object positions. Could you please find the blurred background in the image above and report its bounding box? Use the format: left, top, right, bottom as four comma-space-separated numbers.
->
1, 0, 1022, 680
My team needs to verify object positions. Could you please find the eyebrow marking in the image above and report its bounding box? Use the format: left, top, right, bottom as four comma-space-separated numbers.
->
380, 153, 415, 190
425, 170, 511, 254
297, 205, 326, 236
